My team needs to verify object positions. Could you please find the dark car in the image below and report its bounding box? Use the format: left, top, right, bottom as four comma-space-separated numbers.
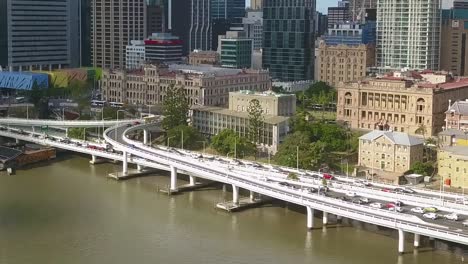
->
279, 182, 291, 187
338, 196, 349, 201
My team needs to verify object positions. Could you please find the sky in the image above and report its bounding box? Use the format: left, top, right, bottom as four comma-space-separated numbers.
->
245, 0, 454, 13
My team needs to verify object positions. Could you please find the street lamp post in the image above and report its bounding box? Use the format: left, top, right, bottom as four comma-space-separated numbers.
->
167, 136, 175, 147
197, 141, 206, 155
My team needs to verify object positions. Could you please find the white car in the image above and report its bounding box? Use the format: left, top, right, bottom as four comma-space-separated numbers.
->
369, 202, 383, 209
423, 213, 438, 220
463, 220, 468, 227
411, 207, 425, 214
346, 192, 357, 197
359, 197, 369, 203
353, 181, 365, 187
389, 206, 403, 213
444, 213, 459, 221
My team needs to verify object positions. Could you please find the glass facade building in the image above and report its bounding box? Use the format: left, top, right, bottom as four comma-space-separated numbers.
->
262, 0, 316, 81
220, 38, 252, 68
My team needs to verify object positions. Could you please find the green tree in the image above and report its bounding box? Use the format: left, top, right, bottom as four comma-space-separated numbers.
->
166, 125, 205, 150
211, 129, 256, 158
68, 128, 86, 140
247, 99, 264, 143
415, 124, 427, 139
162, 85, 189, 130
410, 161, 434, 176
274, 132, 328, 170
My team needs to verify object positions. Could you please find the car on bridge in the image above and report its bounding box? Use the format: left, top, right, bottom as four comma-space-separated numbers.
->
388, 206, 403, 213
443, 213, 459, 221
423, 207, 438, 213
369, 202, 383, 209
411, 207, 425, 214
346, 192, 357, 197
323, 173, 334, 180
423, 213, 439, 220
381, 188, 392, 192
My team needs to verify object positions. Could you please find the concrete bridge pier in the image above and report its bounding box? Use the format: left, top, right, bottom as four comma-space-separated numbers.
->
143, 129, 149, 145
232, 185, 240, 205
15, 138, 19, 144
170, 166, 178, 191
306, 206, 315, 230
122, 151, 129, 175
414, 234, 420, 248
323, 212, 329, 225
398, 229, 405, 254
249, 191, 255, 202
91, 155, 97, 164
189, 175, 197, 186
137, 164, 143, 171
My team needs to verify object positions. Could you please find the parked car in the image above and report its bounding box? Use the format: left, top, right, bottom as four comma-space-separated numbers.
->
369, 202, 383, 209
423, 213, 438, 220
444, 213, 459, 221
411, 207, 425, 214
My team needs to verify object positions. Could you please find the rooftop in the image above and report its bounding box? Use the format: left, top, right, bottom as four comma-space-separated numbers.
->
441, 146, 468, 159
168, 64, 242, 77
446, 100, 468, 115
192, 106, 290, 124
0, 146, 22, 162
360, 130, 424, 146
232, 90, 294, 98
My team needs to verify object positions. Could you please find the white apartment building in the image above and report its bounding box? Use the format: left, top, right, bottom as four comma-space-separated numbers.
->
376, 0, 441, 71
126, 41, 146, 70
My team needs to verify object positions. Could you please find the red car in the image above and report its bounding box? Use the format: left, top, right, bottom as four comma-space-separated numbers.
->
381, 188, 391, 192
385, 203, 396, 208
323, 173, 334, 180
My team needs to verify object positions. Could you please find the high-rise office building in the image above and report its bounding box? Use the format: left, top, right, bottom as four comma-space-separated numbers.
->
0, 0, 81, 71
167, 0, 190, 55
441, 9, 468, 76
220, 31, 252, 69
211, 0, 246, 51
250, 0, 262, 10
189, 0, 212, 52
243, 10, 263, 50
349, 0, 377, 22
376, 0, 441, 71
91, 0, 146, 69
262, 0, 316, 81
454, 0, 468, 9
80, 0, 92, 67
147, 0, 165, 37
328, 5, 350, 28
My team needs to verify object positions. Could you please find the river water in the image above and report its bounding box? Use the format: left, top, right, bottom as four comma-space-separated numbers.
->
0, 155, 464, 264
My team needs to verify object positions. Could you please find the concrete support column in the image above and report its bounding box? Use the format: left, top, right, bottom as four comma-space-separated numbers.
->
122, 151, 128, 175
414, 234, 420, 248
143, 129, 148, 145
65, 128, 69, 137
91, 155, 97, 164
323, 212, 329, 225
170, 166, 177, 191
398, 229, 405, 254
137, 165, 143, 171
249, 191, 255, 202
337, 215, 342, 221
306, 206, 314, 230
15, 138, 19, 144
232, 184, 239, 205
189, 175, 196, 186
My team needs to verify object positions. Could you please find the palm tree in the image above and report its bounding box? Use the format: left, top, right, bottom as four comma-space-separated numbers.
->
415, 124, 427, 139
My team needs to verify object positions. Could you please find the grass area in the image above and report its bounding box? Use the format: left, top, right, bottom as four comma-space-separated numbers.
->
307, 110, 336, 121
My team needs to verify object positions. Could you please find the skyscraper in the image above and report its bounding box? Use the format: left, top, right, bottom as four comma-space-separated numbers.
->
0, 0, 81, 71
440, 9, 468, 75
189, 0, 211, 51
91, 0, 146, 69
250, 0, 262, 10
167, 0, 190, 54
147, 0, 165, 36
376, 0, 441, 71
211, 0, 246, 51
349, 0, 377, 22
262, 0, 316, 81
